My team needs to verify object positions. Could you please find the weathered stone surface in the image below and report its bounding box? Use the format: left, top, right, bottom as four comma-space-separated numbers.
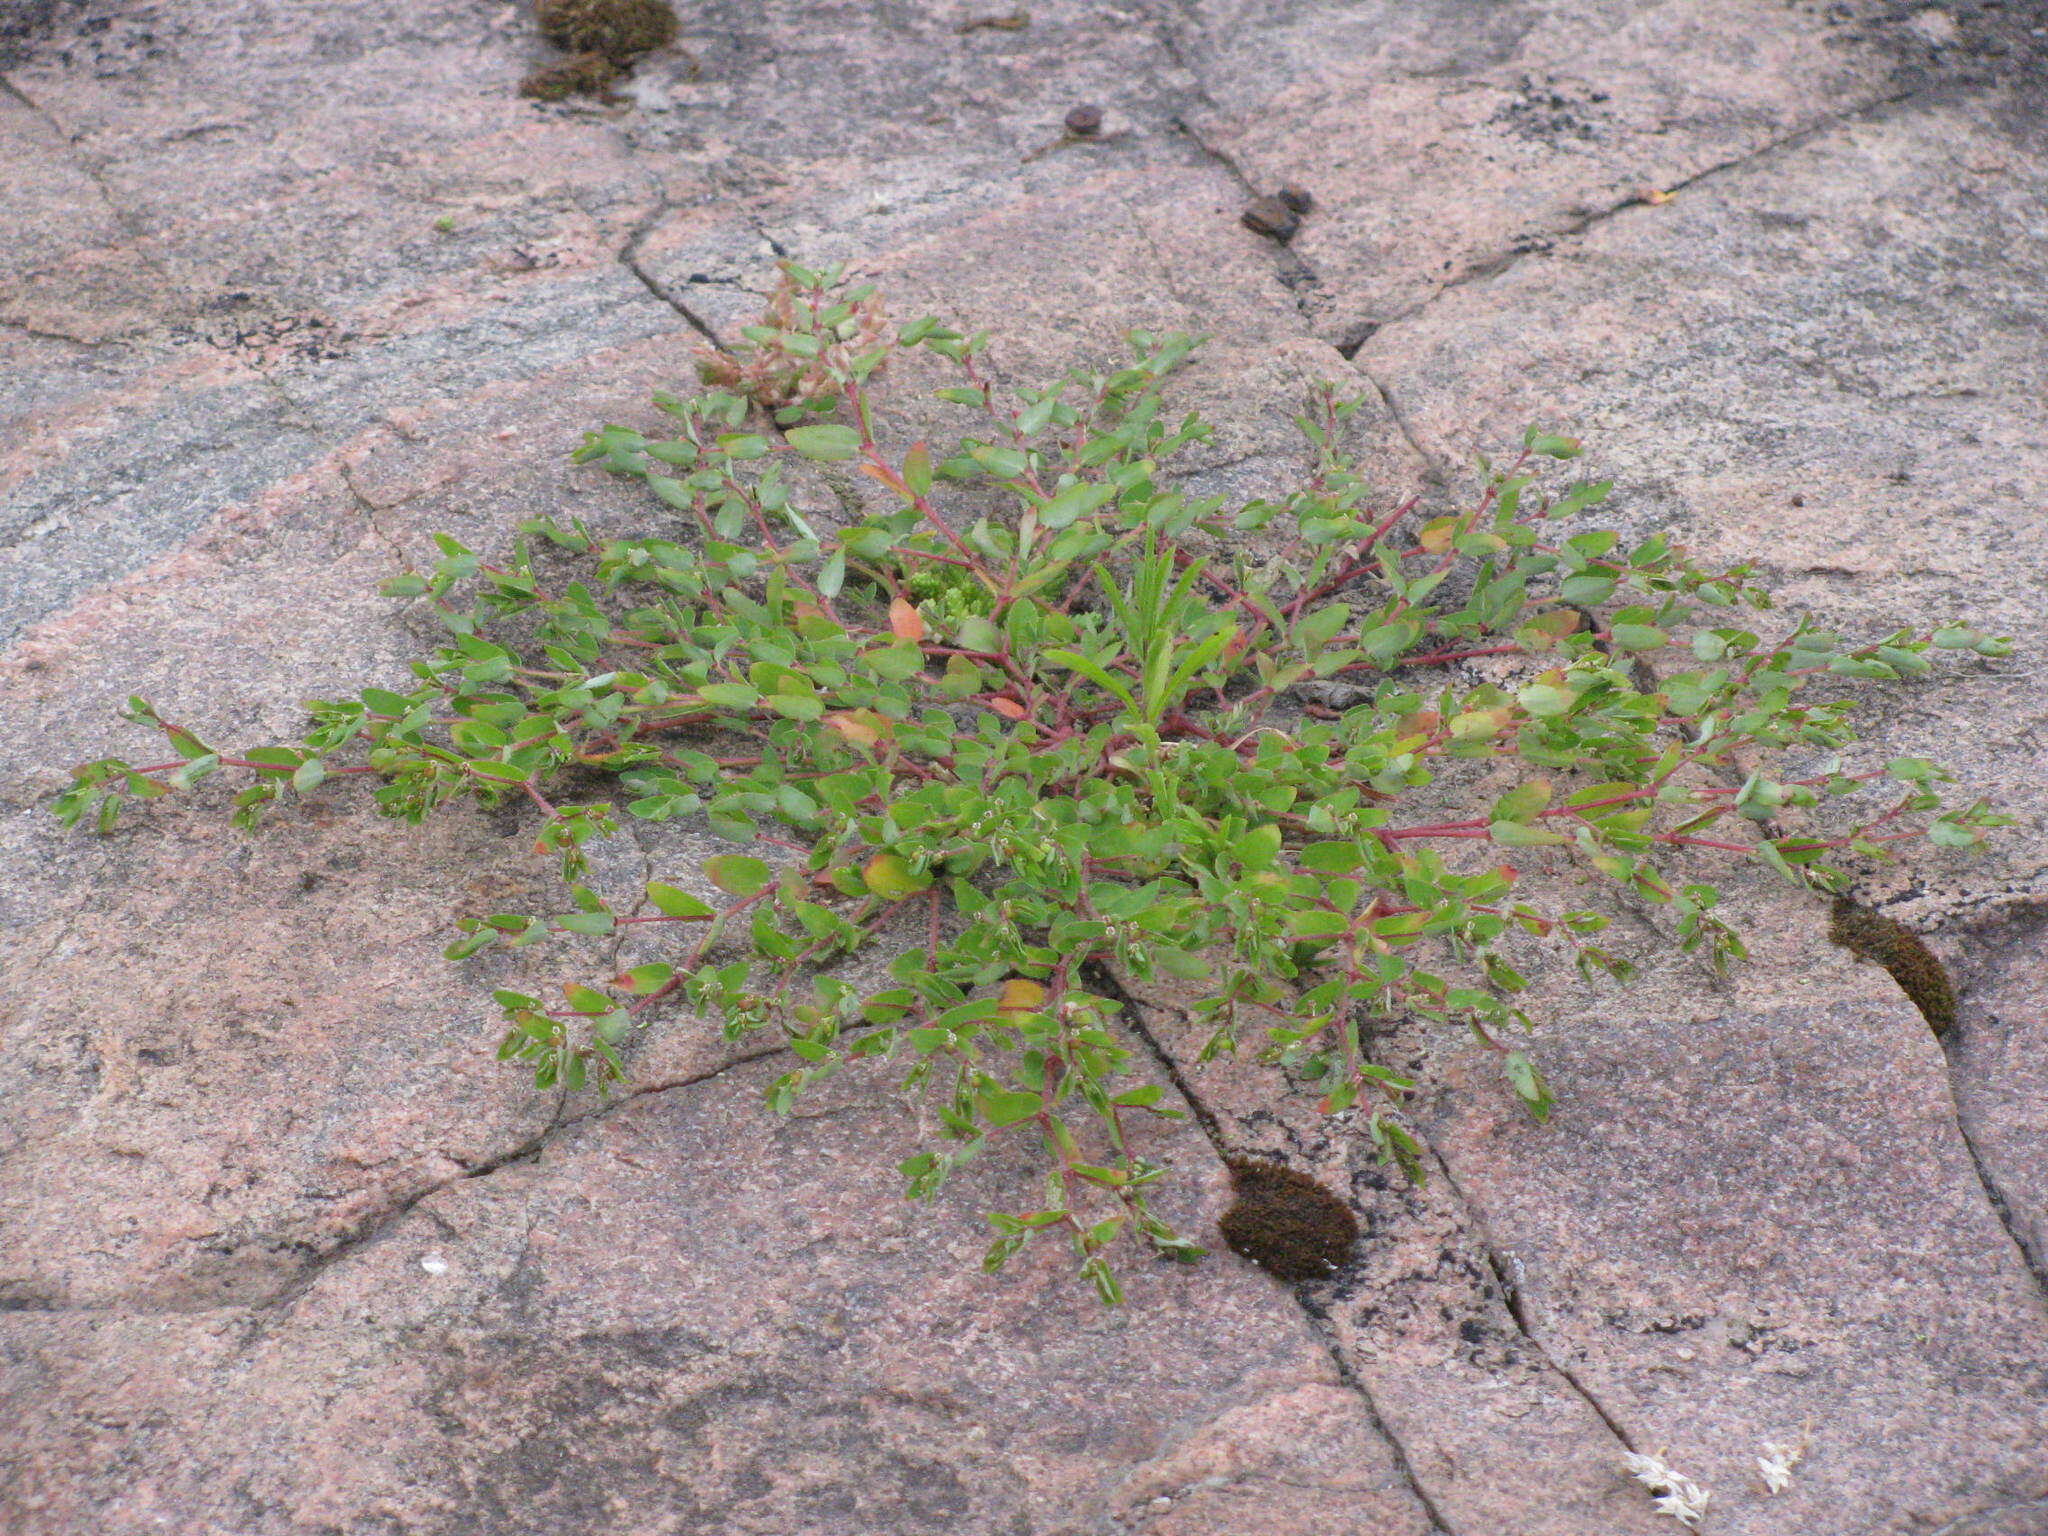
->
5, 0, 2047, 1530
1346, 83, 2048, 1500
1947, 908, 2048, 1292
0, 1057, 1439, 1536
1415, 953, 2048, 1536
1115, 966, 1676, 1536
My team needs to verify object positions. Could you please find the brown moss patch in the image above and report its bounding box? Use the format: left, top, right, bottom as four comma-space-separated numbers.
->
518, 51, 622, 101
1829, 897, 1956, 1034
1218, 1159, 1359, 1281
535, 0, 677, 62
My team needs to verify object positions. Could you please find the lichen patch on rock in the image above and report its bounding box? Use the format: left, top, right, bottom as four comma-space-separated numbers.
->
1219, 1159, 1361, 1281
534, 0, 677, 63
1829, 897, 1958, 1034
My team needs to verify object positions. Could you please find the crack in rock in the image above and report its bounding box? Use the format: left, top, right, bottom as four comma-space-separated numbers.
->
1425, 1154, 1640, 1453
4, 1041, 795, 1323
1944, 908, 2048, 1308
1928, 1493, 2048, 1536
618, 195, 726, 348
244, 1041, 794, 1320
1352, 364, 1448, 488
1090, 962, 1463, 1536
1358, 82, 1930, 345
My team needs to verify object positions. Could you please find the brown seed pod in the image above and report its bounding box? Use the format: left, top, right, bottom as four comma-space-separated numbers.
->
1828, 897, 1956, 1034
1218, 1159, 1359, 1280
1240, 195, 1300, 244
535, 0, 678, 63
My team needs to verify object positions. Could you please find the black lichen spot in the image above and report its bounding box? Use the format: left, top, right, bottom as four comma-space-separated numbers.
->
535, 0, 678, 63
519, 50, 621, 101
1829, 897, 1956, 1035
1218, 1159, 1359, 1281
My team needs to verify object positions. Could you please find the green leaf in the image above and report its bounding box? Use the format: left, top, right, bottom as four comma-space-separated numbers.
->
1526, 432, 1582, 460
647, 882, 714, 918
1233, 824, 1283, 871
1559, 574, 1615, 605
785, 423, 862, 462
1610, 623, 1668, 652
704, 855, 774, 897
969, 445, 1029, 480
1490, 821, 1569, 847
1516, 683, 1579, 718
1491, 777, 1552, 824
903, 442, 933, 494
862, 852, 932, 900
1046, 648, 1136, 711
978, 1086, 1041, 1128
1299, 841, 1363, 874
1503, 1051, 1553, 1122
612, 963, 671, 997
698, 682, 761, 709
1928, 819, 1981, 849
1039, 481, 1117, 530
1289, 909, 1352, 938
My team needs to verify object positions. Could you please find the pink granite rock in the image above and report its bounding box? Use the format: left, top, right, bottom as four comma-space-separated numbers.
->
5, 0, 2046, 1529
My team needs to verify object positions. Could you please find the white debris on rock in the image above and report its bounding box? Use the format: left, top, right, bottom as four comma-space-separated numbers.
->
1622, 1450, 1712, 1528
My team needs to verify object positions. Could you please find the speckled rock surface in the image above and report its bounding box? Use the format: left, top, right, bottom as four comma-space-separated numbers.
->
5, 0, 2046, 1531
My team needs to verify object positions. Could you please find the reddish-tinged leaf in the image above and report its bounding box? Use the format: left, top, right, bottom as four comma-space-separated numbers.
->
997, 978, 1046, 1018
889, 598, 925, 641
826, 711, 882, 747
863, 852, 931, 900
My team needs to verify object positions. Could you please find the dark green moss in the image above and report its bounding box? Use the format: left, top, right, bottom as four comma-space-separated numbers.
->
1829, 897, 1956, 1035
535, 0, 677, 63
518, 51, 622, 101
1218, 1159, 1359, 1281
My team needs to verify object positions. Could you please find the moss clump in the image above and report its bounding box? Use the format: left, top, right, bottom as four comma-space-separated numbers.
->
536, 0, 677, 62
1218, 1160, 1359, 1281
518, 51, 622, 101
1829, 897, 1956, 1034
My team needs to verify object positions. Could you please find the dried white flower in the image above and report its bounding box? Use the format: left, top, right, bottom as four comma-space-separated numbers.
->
1623, 1450, 1713, 1528
1757, 1432, 1807, 1494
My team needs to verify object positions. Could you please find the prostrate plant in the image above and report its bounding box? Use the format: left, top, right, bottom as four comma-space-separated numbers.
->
58, 263, 2010, 1303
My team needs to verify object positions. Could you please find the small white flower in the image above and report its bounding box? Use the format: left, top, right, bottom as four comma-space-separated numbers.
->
1623, 1450, 1712, 1529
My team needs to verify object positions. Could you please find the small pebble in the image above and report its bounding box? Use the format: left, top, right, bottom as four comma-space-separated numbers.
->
1241, 195, 1300, 243
420, 1254, 450, 1275
1064, 104, 1103, 137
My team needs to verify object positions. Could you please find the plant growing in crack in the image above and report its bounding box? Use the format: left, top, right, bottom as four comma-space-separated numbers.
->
56, 263, 2011, 1303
